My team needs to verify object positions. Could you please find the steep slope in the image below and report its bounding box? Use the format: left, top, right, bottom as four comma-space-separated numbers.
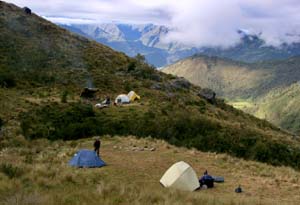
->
1, 1, 300, 171
247, 83, 300, 133
163, 55, 271, 98
163, 55, 300, 134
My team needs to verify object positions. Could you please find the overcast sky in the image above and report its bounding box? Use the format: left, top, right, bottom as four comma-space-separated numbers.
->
5, 0, 300, 47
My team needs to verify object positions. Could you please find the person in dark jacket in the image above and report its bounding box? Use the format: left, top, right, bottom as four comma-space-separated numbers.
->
199, 170, 214, 188
105, 96, 111, 105
94, 138, 101, 157
235, 185, 243, 193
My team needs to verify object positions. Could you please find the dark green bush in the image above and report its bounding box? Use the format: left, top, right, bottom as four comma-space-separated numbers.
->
20, 103, 97, 140
0, 117, 3, 129
20, 103, 300, 169
127, 61, 136, 72
61, 90, 69, 103
0, 163, 24, 179
0, 70, 16, 88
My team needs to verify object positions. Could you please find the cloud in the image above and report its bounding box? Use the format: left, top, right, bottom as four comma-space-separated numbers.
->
162, 0, 300, 47
5, 0, 171, 24
5, 0, 300, 47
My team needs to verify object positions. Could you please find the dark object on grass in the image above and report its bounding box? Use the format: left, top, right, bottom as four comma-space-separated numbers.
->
23, 7, 31, 14
235, 185, 243, 193
198, 88, 216, 104
199, 170, 214, 188
80, 87, 99, 98
212, 176, 225, 183
103, 96, 111, 105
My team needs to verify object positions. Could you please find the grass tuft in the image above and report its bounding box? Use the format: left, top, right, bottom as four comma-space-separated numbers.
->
0, 163, 24, 179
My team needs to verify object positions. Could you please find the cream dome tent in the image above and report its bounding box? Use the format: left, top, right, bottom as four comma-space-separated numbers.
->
160, 161, 199, 192
115, 94, 130, 104
127, 91, 140, 102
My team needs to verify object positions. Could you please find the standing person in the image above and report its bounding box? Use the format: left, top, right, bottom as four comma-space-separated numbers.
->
94, 138, 101, 157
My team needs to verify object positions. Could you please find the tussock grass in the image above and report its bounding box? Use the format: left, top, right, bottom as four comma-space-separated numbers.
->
1, 136, 300, 205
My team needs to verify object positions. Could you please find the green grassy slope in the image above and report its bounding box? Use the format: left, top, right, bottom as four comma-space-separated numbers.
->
163, 55, 272, 98
162, 55, 300, 134
0, 1, 134, 90
246, 83, 300, 134
1, 1, 300, 170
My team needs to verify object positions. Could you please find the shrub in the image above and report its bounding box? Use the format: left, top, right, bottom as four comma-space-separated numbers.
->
0, 117, 3, 130
124, 83, 133, 93
61, 90, 69, 103
20, 103, 97, 140
19, 103, 300, 169
0, 70, 16, 88
0, 163, 24, 179
127, 61, 136, 72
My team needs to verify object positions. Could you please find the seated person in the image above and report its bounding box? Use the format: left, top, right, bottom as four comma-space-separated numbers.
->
101, 96, 111, 105
199, 170, 214, 188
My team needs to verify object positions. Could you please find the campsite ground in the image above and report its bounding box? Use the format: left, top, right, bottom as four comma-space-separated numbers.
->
1, 136, 300, 205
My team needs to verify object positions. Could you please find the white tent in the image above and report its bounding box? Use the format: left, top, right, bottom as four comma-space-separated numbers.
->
160, 161, 199, 192
115, 94, 130, 104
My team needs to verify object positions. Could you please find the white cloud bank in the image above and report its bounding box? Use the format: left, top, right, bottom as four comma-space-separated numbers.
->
5, 0, 300, 47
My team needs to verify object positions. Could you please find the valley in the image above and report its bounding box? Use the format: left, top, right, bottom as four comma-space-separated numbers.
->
163, 55, 300, 134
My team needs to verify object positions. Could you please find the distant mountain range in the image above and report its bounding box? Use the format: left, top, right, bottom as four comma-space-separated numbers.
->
60, 23, 300, 67
60, 23, 197, 67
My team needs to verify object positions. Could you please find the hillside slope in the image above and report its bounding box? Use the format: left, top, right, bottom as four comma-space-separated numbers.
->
162, 55, 300, 134
163, 55, 270, 98
1, 1, 300, 171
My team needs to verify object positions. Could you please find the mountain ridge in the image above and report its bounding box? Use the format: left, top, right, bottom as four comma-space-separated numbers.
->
162, 54, 300, 134
60, 23, 300, 67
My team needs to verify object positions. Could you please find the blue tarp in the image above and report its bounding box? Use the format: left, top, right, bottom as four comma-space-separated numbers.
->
69, 149, 106, 168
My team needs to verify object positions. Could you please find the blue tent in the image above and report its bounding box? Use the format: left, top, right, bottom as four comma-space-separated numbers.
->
69, 149, 106, 168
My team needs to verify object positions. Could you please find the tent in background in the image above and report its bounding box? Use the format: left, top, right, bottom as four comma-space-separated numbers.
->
128, 91, 140, 102
69, 149, 106, 168
160, 161, 199, 191
115, 94, 130, 104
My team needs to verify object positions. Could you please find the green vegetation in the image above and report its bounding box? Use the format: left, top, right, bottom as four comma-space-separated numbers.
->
163, 55, 300, 134
20, 102, 300, 169
0, 0, 299, 178
0, 67, 16, 88
0, 163, 24, 179
1, 2, 300, 204
1, 136, 300, 205
60, 90, 69, 103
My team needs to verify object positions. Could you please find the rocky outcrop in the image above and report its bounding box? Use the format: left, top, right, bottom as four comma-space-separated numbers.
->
198, 88, 216, 104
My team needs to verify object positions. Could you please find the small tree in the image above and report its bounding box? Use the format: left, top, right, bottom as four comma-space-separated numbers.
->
135, 53, 146, 64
